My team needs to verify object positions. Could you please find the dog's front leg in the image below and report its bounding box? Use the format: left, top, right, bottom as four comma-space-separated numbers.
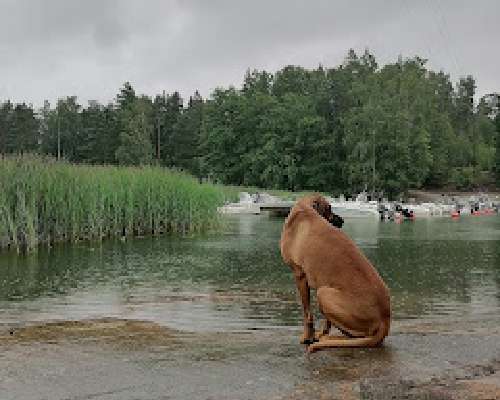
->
315, 319, 331, 341
294, 271, 315, 344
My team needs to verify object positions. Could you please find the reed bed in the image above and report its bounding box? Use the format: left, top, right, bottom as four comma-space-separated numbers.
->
0, 155, 226, 253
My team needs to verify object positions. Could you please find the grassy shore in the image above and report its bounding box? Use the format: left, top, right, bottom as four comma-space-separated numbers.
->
0, 155, 230, 253
219, 184, 321, 202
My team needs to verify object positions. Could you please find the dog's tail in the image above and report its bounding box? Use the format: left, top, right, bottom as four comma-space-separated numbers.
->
308, 319, 389, 352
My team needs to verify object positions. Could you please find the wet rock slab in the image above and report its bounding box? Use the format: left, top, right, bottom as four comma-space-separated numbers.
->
1, 317, 499, 399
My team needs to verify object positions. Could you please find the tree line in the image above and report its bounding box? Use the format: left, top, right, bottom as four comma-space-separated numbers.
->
1, 49, 499, 198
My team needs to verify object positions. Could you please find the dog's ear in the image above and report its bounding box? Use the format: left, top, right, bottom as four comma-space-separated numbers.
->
312, 199, 327, 219
312, 199, 321, 214
312, 198, 331, 220
312, 197, 344, 229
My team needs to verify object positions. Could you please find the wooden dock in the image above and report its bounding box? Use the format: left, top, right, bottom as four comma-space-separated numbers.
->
257, 201, 294, 216
218, 201, 295, 216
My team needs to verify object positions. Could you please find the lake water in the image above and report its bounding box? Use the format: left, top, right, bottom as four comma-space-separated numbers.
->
1, 213, 500, 331
1, 213, 500, 399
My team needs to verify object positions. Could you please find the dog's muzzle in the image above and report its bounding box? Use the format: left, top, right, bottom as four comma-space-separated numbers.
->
329, 214, 344, 228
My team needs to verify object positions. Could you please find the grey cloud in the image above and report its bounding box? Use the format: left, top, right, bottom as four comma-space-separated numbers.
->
0, 0, 498, 106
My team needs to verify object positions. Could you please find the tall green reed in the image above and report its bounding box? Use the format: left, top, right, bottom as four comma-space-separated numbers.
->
0, 155, 226, 253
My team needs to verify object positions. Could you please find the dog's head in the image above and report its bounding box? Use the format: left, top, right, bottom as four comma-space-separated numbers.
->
308, 195, 344, 228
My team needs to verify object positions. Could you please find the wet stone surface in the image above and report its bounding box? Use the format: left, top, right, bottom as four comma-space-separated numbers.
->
1, 317, 499, 399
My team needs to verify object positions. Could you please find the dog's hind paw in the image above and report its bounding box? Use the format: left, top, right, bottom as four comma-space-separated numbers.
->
300, 337, 315, 345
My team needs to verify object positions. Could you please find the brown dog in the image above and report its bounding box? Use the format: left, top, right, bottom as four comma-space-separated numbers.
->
280, 195, 391, 352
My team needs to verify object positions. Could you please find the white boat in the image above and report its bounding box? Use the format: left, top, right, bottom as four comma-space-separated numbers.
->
327, 198, 379, 218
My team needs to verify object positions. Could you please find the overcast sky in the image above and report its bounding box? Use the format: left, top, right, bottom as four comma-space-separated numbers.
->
1, 0, 498, 107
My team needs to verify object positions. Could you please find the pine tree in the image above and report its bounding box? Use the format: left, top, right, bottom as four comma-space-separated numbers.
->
115, 98, 153, 166
0, 101, 14, 154
172, 91, 204, 174
12, 103, 39, 154
495, 114, 500, 186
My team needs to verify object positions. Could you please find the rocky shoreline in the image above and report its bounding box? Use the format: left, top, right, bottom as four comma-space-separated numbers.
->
1, 316, 499, 399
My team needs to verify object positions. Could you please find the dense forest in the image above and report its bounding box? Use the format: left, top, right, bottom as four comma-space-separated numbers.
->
1, 50, 499, 198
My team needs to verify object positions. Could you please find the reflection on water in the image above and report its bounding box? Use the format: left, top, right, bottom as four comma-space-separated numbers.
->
0, 214, 499, 332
